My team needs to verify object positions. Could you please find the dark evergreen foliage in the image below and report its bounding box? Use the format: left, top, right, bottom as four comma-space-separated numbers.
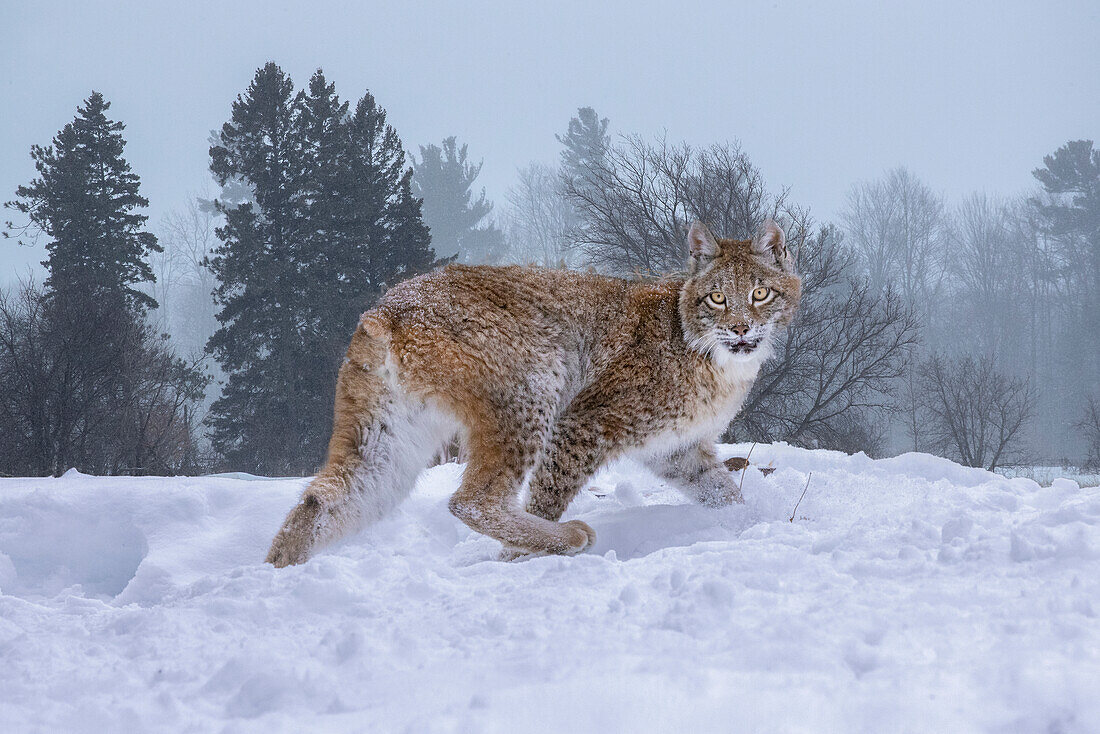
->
1032, 140, 1100, 456
6, 92, 161, 312
557, 106, 610, 188
205, 65, 439, 474
2, 93, 206, 476
411, 136, 505, 263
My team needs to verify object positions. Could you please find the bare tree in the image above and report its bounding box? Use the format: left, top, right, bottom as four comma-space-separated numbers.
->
504, 163, 576, 266
150, 195, 220, 358
0, 279, 207, 476
915, 353, 1036, 471
558, 134, 918, 452
1077, 396, 1100, 471
562, 136, 782, 275
842, 168, 952, 452
947, 194, 1038, 357
842, 168, 949, 319
730, 226, 920, 452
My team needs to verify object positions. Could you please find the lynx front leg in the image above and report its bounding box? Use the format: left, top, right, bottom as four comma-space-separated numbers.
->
526, 409, 610, 522
647, 441, 744, 507
449, 372, 599, 558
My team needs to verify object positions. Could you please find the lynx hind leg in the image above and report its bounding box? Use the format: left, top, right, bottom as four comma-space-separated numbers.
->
448, 417, 596, 559
266, 327, 452, 567
646, 441, 744, 507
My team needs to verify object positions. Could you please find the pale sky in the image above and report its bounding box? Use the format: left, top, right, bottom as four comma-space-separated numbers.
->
2, 0, 1097, 282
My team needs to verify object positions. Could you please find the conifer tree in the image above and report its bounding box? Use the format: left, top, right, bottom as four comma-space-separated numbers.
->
557, 106, 610, 189
7, 92, 161, 312
1032, 140, 1100, 432
342, 92, 436, 302
553, 107, 611, 260
411, 136, 505, 263
2, 92, 204, 475
205, 65, 439, 474
206, 62, 306, 473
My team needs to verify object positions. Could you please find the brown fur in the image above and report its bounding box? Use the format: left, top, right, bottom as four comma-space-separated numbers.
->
266, 221, 801, 566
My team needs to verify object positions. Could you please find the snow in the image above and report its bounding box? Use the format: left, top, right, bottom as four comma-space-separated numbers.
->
1, 444, 1098, 733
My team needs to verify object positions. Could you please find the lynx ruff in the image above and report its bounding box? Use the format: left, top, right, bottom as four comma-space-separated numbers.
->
266, 221, 802, 566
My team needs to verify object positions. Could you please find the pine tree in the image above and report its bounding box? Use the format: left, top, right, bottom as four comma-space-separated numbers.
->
411, 136, 505, 263
296, 69, 351, 314
205, 65, 440, 474
554, 107, 611, 262
1032, 140, 1100, 436
1033, 140, 1100, 300
557, 106, 610, 188
6, 92, 161, 312
2, 92, 204, 475
206, 62, 312, 473
342, 92, 436, 302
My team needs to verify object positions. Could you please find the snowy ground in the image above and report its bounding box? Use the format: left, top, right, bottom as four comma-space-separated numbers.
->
1, 444, 1098, 733
998, 465, 1100, 489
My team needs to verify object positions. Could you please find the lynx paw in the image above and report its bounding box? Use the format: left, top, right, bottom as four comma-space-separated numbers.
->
497, 520, 596, 561
265, 494, 323, 568
561, 519, 597, 554
696, 471, 745, 507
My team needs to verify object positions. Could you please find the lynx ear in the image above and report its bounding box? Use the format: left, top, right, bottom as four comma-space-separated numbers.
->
687, 221, 719, 268
752, 219, 793, 272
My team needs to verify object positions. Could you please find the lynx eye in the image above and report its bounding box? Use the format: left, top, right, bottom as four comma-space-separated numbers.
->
751, 286, 773, 303
705, 291, 726, 308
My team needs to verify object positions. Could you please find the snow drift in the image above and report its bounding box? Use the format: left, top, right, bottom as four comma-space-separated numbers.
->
1, 444, 1098, 733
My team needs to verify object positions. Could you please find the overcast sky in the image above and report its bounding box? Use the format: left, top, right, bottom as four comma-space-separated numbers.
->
2, 0, 1097, 282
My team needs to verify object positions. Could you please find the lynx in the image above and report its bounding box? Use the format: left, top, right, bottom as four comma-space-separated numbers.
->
266, 221, 801, 566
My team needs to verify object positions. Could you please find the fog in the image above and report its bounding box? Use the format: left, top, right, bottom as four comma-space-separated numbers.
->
2, 0, 1098, 475
4, 1, 1096, 280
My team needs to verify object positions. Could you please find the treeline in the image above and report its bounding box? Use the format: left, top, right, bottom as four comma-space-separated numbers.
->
839, 164, 1100, 469
1, 94, 206, 475
2, 62, 1097, 476
508, 119, 1099, 470
508, 118, 1098, 469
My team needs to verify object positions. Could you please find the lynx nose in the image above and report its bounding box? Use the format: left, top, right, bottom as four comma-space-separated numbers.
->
730, 324, 750, 337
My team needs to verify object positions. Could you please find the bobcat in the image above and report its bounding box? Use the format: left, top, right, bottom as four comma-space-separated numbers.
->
266, 221, 801, 566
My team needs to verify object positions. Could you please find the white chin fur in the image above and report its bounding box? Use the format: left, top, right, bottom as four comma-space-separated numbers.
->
685, 330, 772, 381
709, 342, 769, 380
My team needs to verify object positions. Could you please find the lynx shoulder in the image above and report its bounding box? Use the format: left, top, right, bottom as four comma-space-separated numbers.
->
266, 221, 801, 566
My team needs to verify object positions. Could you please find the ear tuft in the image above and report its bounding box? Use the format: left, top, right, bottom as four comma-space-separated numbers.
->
752, 219, 793, 272
687, 221, 718, 264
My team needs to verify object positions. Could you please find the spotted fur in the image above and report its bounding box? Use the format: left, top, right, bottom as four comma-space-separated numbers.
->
266, 221, 801, 566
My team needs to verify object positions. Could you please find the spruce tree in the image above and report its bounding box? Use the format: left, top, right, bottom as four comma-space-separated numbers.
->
3, 92, 204, 475
411, 136, 505, 263
557, 106, 610, 188
207, 62, 312, 473
1032, 140, 1100, 419
206, 65, 439, 474
555, 107, 610, 258
6, 92, 161, 312
342, 92, 436, 303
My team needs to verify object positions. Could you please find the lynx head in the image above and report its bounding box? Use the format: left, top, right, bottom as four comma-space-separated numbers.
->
679, 220, 802, 369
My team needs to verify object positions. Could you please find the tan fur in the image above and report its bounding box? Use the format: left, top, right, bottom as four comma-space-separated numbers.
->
266, 221, 801, 566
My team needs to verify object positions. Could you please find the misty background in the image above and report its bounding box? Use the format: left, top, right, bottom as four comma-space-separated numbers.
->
2, 0, 1098, 477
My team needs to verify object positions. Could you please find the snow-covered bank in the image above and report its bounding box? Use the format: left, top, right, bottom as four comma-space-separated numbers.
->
1, 445, 1098, 733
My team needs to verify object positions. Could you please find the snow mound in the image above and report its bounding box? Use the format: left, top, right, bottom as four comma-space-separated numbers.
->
0, 444, 1098, 732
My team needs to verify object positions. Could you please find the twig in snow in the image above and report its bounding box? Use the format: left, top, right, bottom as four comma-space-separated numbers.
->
788, 472, 812, 523
738, 442, 757, 496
